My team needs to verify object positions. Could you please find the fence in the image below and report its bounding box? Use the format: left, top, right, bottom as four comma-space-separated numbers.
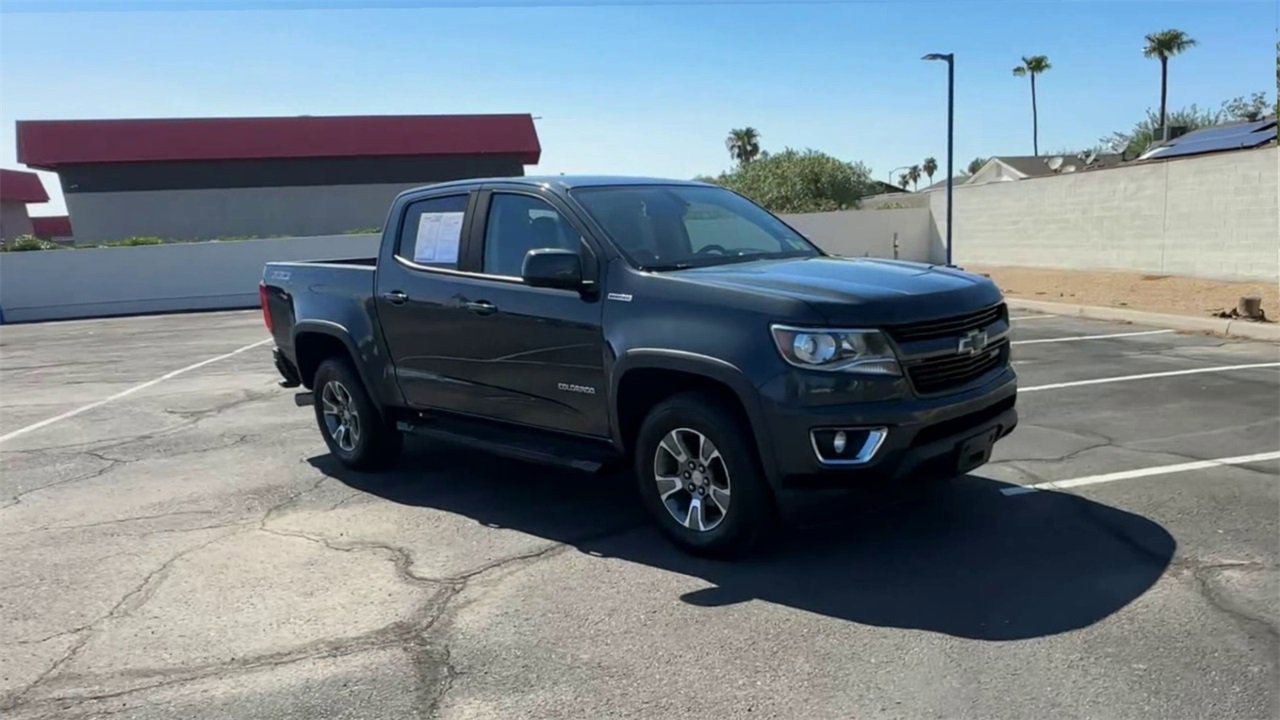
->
932, 146, 1278, 282
0, 234, 379, 323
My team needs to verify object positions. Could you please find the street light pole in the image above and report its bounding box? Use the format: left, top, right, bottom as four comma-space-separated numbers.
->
922, 52, 955, 266
888, 165, 912, 185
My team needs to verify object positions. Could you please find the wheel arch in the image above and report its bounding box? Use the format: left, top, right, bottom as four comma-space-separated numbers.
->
610, 350, 778, 485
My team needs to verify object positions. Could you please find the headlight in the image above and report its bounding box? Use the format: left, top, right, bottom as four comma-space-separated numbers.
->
770, 325, 901, 375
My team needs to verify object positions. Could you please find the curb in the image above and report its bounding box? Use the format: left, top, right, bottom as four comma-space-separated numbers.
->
1005, 298, 1280, 342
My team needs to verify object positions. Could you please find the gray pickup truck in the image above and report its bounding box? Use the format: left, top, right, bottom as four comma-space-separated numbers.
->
261, 176, 1017, 556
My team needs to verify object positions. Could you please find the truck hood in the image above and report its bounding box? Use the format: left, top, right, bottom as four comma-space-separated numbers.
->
677, 256, 1003, 325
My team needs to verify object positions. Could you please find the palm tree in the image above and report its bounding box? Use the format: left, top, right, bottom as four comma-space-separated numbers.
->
1143, 30, 1198, 142
725, 127, 761, 166
922, 157, 938, 185
897, 173, 910, 190
1012, 55, 1051, 156
906, 165, 922, 191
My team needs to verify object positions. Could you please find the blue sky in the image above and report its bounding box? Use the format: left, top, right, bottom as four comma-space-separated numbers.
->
1, 0, 1275, 216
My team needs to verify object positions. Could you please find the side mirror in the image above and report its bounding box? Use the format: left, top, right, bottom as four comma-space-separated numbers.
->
522, 249, 584, 290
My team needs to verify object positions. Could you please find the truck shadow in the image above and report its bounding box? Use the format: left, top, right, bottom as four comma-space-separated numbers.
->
310, 439, 1175, 642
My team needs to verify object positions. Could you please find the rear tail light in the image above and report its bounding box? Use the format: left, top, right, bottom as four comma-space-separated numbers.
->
259, 282, 273, 333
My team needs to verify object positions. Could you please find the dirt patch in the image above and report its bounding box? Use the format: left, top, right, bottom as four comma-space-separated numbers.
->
967, 266, 1279, 320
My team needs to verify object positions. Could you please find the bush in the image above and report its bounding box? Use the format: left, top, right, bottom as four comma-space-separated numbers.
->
0, 235, 67, 252
705, 149, 874, 214
102, 236, 166, 247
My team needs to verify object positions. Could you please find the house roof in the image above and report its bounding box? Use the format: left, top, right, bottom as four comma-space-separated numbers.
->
0, 169, 49, 203
989, 153, 1124, 178
17, 114, 542, 169
31, 215, 72, 238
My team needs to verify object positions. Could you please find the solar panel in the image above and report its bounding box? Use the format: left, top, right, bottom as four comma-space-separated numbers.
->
1138, 119, 1276, 160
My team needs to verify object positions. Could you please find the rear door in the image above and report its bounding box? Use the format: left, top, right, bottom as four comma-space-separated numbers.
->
374, 191, 483, 413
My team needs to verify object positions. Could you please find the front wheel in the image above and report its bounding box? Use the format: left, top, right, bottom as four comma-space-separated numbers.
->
313, 358, 402, 470
634, 392, 775, 558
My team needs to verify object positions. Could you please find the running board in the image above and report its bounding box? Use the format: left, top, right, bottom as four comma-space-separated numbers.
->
396, 417, 619, 474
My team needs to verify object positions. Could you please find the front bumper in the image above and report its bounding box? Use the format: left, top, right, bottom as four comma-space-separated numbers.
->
756, 367, 1017, 512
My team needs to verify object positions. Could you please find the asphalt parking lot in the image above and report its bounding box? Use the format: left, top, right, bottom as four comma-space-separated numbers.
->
1, 309, 1277, 719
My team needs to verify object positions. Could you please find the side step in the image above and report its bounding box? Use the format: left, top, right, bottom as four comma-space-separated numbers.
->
396, 416, 621, 473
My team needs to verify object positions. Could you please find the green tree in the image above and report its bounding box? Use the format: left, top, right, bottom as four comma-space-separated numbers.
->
1220, 92, 1271, 122
725, 127, 762, 167
1143, 29, 1198, 142
1012, 55, 1052, 156
906, 164, 922, 191
709, 149, 873, 213
922, 157, 938, 184
897, 173, 910, 190
1101, 104, 1220, 157
965, 157, 988, 175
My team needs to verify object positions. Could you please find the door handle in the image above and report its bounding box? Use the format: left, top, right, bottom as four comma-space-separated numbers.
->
382, 290, 409, 305
464, 300, 498, 316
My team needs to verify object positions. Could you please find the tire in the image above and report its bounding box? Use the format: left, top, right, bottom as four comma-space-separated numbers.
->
634, 392, 775, 558
313, 357, 402, 470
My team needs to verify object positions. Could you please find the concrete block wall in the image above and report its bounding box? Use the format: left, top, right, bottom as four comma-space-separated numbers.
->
0, 234, 379, 323
780, 207, 939, 263
932, 146, 1278, 282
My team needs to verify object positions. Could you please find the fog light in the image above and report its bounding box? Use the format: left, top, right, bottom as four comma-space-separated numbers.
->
809, 427, 889, 466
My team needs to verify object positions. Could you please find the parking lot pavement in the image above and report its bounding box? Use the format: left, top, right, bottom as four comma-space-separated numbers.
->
0, 310, 1276, 719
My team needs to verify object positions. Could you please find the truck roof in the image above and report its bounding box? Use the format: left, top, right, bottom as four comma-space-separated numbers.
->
413, 175, 711, 193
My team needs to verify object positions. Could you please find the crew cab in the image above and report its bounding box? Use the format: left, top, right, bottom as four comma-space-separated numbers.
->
261, 177, 1017, 556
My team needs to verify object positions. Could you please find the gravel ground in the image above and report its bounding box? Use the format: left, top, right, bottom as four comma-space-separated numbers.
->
968, 265, 1280, 320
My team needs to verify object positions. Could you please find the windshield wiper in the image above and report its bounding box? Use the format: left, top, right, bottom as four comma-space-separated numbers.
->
642, 262, 695, 271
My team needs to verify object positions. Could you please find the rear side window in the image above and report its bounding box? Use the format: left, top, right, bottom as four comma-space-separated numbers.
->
397, 194, 469, 269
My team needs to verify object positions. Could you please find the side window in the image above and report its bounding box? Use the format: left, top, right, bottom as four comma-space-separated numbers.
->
397, 194, 469, 269
483, 194, 579, 278
683, 201, 779, 254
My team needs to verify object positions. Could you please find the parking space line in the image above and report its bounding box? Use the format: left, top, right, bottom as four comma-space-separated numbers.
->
1009, 315, 1056, 321
0, 337, 272, 445
1001, 451, 1280, 496
1021, 362, 1280, 392
1012, 329, 1174, 345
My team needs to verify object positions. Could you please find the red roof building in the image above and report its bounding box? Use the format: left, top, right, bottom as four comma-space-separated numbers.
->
31, 215, 73, 241
15, 114, 541, 244
0, 168, 51, 242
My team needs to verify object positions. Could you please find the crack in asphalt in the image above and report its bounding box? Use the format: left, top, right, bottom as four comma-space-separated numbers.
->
1175, 559, 1280, 650
5, 476, 640, 719
0, 433, 258, 516
0, 530, 241, 712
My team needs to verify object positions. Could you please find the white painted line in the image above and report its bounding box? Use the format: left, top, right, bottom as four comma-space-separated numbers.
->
1009, 315, 1056, 321
1001, 451, 1280, 496
1021, 362, 1280, 392
0, 337, 273, 445
1012, 329, 1175, 345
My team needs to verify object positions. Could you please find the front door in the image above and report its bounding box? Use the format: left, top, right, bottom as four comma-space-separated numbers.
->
442, 190, 608, 437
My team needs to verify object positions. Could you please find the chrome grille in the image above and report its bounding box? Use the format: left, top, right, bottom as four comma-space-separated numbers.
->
886, 303, 1006, 343
905, 339, 1008, 395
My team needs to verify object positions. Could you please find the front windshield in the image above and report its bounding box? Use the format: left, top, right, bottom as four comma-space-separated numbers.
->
572, 185, 820, 270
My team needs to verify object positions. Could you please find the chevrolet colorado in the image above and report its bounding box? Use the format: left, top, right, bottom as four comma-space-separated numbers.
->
261, 177, 1017, 556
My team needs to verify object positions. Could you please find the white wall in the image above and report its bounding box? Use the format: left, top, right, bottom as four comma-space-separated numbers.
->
0, 234, 379, 323
0, 200, 34, 242
931, 147, 1279, 282
780, 207, 938, 262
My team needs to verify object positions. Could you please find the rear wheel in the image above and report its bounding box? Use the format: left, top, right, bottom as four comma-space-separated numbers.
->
634, 392, 774, 558
313, 358, 401, 470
